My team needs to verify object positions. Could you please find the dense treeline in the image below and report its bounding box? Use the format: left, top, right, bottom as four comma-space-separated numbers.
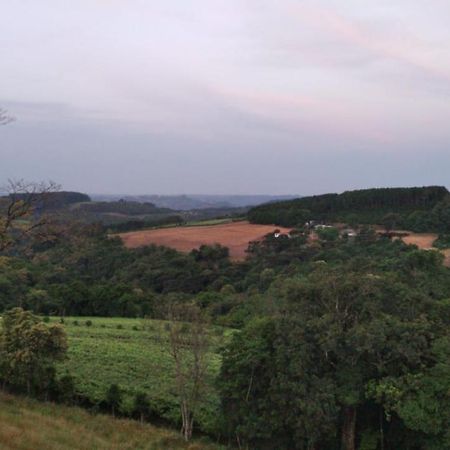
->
248, 186, 450, 232
0, 224, 237, 317
106, 215, 185, 232
0, 191, 91, 212
76, 200, 173, 216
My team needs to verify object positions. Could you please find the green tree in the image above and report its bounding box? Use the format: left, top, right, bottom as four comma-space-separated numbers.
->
105, 383, 122, 417
0, 307, 67, 395
133, 391, 151, 423
219, 268, 449, 450
381, 212, 402, 232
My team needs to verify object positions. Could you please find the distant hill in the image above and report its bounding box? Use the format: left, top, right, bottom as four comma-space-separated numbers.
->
91, 194, 299, 210
0, 191, 91, 210
248, 186, 450, 232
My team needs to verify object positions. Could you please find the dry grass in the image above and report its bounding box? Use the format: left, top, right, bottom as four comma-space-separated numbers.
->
0, 393, 221, 450
117, 221, 290, 260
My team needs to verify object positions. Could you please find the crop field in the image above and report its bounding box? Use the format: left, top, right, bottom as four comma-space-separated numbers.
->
0, 392, 221, 450
117, 220, 290, 260
50, 317, 230, 434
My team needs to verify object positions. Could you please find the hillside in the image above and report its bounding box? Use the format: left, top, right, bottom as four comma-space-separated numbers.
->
91, 194, 298, 210
248, 186, 450, 231
0, 392, 221, 450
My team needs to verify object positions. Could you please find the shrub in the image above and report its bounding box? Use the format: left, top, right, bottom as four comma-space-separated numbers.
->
434, 234, 450, 249
116, 324, 123, 330
105, 384, 122, 417
85, 320, 92, 327
132, 392, 150, 423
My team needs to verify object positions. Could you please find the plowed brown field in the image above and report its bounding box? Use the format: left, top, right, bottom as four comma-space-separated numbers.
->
117, 221, 290, 261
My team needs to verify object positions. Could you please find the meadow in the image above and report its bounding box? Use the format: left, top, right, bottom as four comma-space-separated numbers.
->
50, 317, 229, 434
0, 392, 222, 450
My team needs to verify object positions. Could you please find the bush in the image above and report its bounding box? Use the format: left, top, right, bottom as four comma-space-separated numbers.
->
85, 320, 92, 327
58, 374, 76, 404
434, 234, 450, 249
116, 324, 123, 330
105, 384, 122, 417
132, 325, 139, 331
73, 320, 79, 326
132, 392, 151, 423
43, 316, 50, 323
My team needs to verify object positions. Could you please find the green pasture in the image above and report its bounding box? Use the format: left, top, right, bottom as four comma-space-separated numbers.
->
50, 317, 229, 434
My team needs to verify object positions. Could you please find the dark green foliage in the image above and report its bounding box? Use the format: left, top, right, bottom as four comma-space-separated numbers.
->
219, 268, 450, 449
85, 320, 92, 327
105, 384, 122, 417
434, 234, 450, 249
248, 186, 449, 230
0, 308, 68, 396
133, 392, 151, 422
316, 226, 339, 241
5, 191, 91, 211
57, 374, 77, 404
76, 200, 165, 215
107, 215, 184, 232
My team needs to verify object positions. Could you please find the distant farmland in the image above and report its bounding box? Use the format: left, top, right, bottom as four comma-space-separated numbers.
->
117, 221, 290, 260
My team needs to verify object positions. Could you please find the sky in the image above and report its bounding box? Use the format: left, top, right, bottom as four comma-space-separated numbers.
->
1, 0, 449, 195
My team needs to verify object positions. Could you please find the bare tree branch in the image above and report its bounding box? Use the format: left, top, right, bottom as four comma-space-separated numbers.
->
0, 108, 15, 126
164, 303, 211, 441
0, 179, 61, 253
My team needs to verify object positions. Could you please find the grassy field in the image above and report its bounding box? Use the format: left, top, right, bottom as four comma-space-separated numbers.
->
184, 218, 235, 227
50, 317, 227, 434
0, 392, 222, 450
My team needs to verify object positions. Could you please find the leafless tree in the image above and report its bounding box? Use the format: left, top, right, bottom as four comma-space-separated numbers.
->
0, 179, 61, 253
0, 108, 14, 126
165, 303, 211, 441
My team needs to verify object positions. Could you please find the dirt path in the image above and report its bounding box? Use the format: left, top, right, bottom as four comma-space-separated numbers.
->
117, 221, 290, 261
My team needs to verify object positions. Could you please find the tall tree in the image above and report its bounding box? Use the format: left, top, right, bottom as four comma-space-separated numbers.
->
219, 267, 448, 450
0, 308, 67, 395
165, 303, 211, 441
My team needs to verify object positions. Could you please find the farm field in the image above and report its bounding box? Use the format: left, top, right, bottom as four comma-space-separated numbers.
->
399, 232, 450, 266
0, 392, 221, 450
117, 220, 290, 260
50, 317, 229, 434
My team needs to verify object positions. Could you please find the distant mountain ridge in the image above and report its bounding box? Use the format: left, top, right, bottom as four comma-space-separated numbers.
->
90, 194, 299, 210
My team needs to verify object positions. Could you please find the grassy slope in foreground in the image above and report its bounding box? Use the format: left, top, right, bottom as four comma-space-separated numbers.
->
52, 317, 227, 434
0, 392, 221, 450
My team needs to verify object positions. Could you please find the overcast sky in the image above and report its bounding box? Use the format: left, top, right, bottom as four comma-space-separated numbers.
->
1, 0, 449, 195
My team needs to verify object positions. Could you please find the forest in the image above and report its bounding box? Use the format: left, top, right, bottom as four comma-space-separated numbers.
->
248, 186, 450, 232
0, 183, 450, 449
